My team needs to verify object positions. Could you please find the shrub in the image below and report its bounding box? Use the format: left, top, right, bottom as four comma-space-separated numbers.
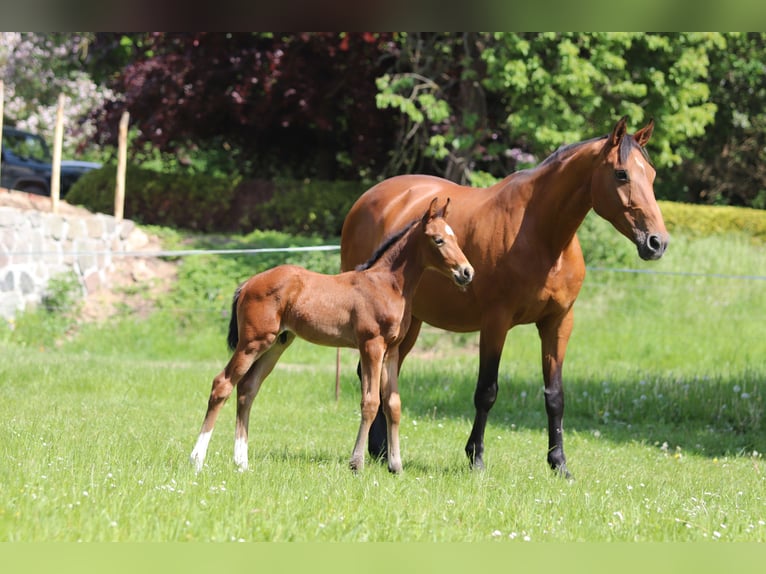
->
243, 178, 364, 237
67, 166, 366, 236
66, 165, 240, 232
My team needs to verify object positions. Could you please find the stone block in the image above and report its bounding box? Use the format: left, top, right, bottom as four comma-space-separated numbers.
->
47, 215, 67, 241
87, 218, 104, 239
1, 270, 14, 292
118, 219, 136, 240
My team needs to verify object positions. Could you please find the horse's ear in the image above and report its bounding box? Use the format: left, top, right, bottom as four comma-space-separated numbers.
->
608, 116, 628, 147
633, 118, 654, 147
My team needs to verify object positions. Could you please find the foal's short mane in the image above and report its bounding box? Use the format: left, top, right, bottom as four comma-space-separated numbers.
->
540, 133, 653, 167
355, 218, 419, 271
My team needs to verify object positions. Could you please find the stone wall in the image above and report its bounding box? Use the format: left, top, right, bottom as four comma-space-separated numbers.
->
0, 195, 140, 319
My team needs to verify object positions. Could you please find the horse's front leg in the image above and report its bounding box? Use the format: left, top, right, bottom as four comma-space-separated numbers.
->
350, 338, 385, 472
381, 349, 402, 473
234, 333, 295, 471
367, 317, 422, 460
465, 320, 508, 470
537, 308, 574, 478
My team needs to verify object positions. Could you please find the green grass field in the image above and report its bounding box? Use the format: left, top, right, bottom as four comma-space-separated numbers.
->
0, 216, 764, 542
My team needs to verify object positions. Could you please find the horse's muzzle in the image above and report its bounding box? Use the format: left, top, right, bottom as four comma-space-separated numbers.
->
454, 264, 475, 287
638, 232, 669, 261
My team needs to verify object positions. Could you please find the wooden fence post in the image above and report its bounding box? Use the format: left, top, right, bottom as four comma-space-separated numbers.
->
0, 80, 4, 187
51, 93, 65, 214
115, 111, 129, 221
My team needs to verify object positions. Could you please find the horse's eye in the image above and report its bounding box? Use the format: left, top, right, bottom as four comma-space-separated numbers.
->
434, 237, 445, 246
615, 169, 629, 182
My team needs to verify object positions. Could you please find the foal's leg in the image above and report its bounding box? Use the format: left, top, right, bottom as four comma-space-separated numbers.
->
465, 319, 508, 470
350, 338, 385, 472
537, 308, 574, 478
234, 332, 296, 471
190, 346, 260, 471
367, 318, 422, 460
380, 350, 403, 473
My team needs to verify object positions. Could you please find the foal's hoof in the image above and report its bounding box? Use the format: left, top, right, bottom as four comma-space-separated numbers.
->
349, 457, 364, 474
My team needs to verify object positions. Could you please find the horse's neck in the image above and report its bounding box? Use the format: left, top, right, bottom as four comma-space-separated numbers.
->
518, 141, 600, 255
369, 227, 424, 298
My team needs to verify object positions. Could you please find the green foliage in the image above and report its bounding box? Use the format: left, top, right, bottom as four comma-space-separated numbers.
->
67, 167, 364, 236
669, 33, 766, 207
481, 33, 722, 168
2, 272, 82, 349
66, 165, 240, 232
577, 211, 637, 268
244, 179, 364, 236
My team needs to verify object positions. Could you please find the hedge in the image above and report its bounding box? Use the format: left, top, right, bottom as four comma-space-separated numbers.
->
66, 165, 366, 236
659, 201, 766, 244
66, 166, 766, 243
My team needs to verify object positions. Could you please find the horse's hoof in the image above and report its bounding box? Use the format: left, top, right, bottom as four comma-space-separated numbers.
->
349, 458, 364, 473
553, 463, 572, 480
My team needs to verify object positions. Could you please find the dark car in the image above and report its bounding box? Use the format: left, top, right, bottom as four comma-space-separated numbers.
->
1, 126, 101, 196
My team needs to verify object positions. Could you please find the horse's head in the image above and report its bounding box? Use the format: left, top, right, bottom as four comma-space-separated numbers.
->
591, 116, 669, 261
421, 197, 474, 287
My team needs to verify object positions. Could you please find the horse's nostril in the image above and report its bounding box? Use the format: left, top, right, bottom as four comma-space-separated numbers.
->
648, 234, 663, 252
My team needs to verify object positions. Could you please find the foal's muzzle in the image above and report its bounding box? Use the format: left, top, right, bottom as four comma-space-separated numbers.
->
454, 264, 475, 287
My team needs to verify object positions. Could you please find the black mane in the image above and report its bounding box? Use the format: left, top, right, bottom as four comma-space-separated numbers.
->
540, 132, 653, 168
355, 218, 419, 271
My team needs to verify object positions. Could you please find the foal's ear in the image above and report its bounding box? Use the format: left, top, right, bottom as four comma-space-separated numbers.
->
440, 197, 451, 218
633, 118, 654, 147
424, 196, 440, 223
608, 115, 628, 147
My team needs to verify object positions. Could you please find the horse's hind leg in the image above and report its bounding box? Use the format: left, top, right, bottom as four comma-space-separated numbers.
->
234, 332, 296, 471
190, 342, 267, 472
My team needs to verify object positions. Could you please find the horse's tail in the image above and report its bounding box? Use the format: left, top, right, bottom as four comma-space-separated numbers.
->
227, 284, 244, 351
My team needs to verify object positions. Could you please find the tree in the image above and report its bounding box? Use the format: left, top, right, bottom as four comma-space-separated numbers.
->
375, 33, 726, 194
91, 32, 399, 180
0, 32, 113, 158
673, 33, 766, 207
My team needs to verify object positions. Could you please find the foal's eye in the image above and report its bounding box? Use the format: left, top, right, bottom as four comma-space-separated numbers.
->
434, 237, 445, 246
615, 169, 630, 182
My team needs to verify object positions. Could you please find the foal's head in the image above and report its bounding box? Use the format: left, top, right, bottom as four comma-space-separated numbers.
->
590, 116, 669, 261
420, 197, 474, 287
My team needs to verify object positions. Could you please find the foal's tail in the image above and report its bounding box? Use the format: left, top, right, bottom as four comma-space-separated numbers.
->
227, 284, 244, 351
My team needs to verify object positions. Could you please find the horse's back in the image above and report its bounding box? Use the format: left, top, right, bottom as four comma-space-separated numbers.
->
342, 174, 486, 272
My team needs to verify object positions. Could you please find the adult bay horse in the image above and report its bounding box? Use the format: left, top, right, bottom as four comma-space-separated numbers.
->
190, 198, 474, 474
340, 116, 669, 477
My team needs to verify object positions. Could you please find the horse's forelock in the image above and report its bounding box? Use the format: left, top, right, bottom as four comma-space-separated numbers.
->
618, 134, 653, 167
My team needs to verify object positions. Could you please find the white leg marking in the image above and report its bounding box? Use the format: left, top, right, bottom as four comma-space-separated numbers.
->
234, 436, 249, 471
190, 430, 213, 472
